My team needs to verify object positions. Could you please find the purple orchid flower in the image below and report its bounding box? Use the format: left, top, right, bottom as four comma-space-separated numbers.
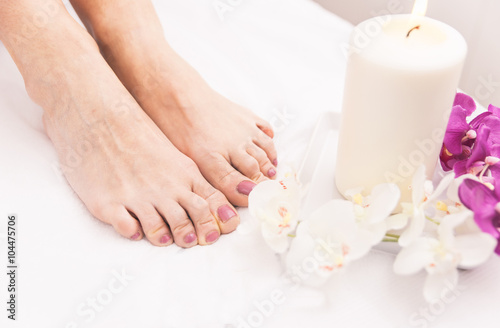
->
440, 93, 500, 171
442, 93, 477, 155
453, 125, 500, 181
459, 179, 500, 254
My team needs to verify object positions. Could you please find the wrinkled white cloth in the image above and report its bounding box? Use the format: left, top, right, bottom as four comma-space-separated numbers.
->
0, 1, 499, 327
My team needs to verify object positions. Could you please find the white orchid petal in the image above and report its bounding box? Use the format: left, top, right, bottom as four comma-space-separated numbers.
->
248, 180, 284, 218
386, 213, 410, 230
398, 210, 426, 247
344, 187, 364, 200
437, 211, 471, 247
286, 223, 316, 267
446, 174, 479, 204
286, 221, 341, 287
308, 200, 357, 239
261, 227, 291, 254
455, 212, 483, 235
394, 237, 438, 275
359, 221, 388, 246
426, 173, 455, 205
365, 183, 401, 223
349, 229, 376, 260
423, 269, 458, 303
285, 223, 331, 286
249, 176, 302, 254
412, 165, 427, 205
454, 234, 496, 269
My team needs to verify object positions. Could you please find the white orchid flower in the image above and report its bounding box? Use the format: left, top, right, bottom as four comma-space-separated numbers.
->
285, 200, 372, 286
248, 175, 301, 253
345, 184, 401, 245
429, 174, 482, 235
393, 211, 496, 302
389, 166, 455, 247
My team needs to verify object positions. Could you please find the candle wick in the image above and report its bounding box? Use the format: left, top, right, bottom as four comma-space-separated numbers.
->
406, 25, 421, 38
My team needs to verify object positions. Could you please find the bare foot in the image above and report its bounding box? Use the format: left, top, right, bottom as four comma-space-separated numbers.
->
141, 76, 278, 207
0, 1, 239, 247
71, 0, 279, 206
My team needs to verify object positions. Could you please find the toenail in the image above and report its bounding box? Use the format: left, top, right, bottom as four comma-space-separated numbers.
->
272, 159, 278, 166
184, 232, 197, 244
160, 234, 171, 244
268, 168, 276, 177
131, 232, 141, 240
237, 180, 256, 196
218, 205, 237, 223
206, 231, 220, 243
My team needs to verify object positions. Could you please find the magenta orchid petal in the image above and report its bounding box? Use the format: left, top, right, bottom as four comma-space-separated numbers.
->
477, 115, 500, 146
453, 159, 469, 177
443, 106, 471, 154
459, 179, 500, 254
469, 112, 493, 129
490, 165, 500, 181
491, 144, 500, 158
453, 92, 476, 116
459, 179, 497, 210
489, 104, 500, 117
466, 125, 491, 167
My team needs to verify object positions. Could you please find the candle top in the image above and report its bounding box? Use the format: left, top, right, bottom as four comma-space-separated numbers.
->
351, 15, 467, 71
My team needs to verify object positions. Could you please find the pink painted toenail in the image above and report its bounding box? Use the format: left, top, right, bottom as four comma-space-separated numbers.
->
237, 180, 256, 196
131, 232, 141, 240
272, 159, 278, 166
218, 205, 236, 223
160, 234, 171, 244
184, 232, 197, 244
268, 168, 277, 177
206, 231, 220, 243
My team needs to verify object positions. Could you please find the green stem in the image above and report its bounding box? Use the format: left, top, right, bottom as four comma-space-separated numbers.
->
287, 234, 296, 238
382, 238, 399, 243
426, 216, 440, 225
385, 233, 400, 239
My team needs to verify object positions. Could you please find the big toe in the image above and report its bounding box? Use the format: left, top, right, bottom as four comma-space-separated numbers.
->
197, 152, 259, 207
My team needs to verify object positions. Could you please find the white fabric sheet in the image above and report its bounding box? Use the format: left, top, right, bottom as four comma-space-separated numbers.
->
0, 0, 499, 327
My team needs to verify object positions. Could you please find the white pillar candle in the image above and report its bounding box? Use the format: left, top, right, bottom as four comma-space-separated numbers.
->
335, 12, 467, 203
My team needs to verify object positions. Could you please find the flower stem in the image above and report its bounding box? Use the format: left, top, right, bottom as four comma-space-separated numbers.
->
426, 216, 440, 225
385, 233, 400, 239
382, 238, 399, 243
287, 234, 296, 238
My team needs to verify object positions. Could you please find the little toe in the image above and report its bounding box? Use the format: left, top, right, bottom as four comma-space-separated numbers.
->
178, 192, 221, 245
156, 201, 197, 248
98, 205, 143, 241
256, 119, 275, 139
246, 145, 277, 179
192, 181, 240, 234
127, 203, 173, 247
197, 152, 257, 207
253, 131, 278, 167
